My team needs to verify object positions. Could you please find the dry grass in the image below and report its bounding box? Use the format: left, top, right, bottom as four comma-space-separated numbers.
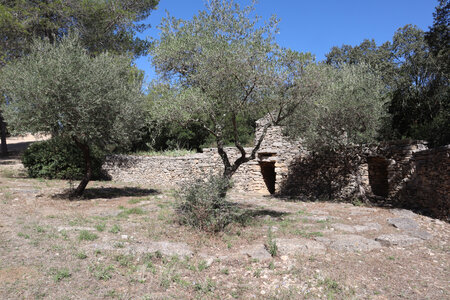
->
0, 157, 449, 299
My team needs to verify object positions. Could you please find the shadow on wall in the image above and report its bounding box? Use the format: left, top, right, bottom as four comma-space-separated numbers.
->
278, 149, 367, 201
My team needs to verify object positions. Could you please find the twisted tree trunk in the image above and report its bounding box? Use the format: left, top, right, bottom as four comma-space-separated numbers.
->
71, 139, 92, 197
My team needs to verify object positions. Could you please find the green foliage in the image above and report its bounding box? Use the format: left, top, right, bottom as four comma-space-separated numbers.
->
265, 227, 278, 257
150, 0, 313, 179
21, 137, 105, 180
326, 19, 449, 147
176, 176, 237, 233
0, 0, 159, 65
78, 230, 98, 241
50, 268, 71, 282
285, 63, 388, 151
0, 34, 145, 195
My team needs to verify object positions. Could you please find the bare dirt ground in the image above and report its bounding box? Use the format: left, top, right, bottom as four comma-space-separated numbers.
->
0, 139, 448, 299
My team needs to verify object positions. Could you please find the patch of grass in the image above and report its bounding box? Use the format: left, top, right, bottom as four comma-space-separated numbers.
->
221, 268, 229, 275
118, 207, 146, 218
318, 277, 342, 299
69, 217, 91, 226
95, 223, 106, 232
113, 242, 125, 248
133, 149, 195, 157
115, 254, 135, 268
253, 269, 261, 278
128, 197, 149, 204
34, 225, 46, 233
109, 224, 121, 234
17, 232, 30, 239
50, 268, 71, 282
194, 278, 216, 294
78, 230, 98, 241
388, 256, 396, 261
89, 264, 115, 280
60, 230, 69, 240
268, 261, 275, 270
197, 260, 209, 272
265, 227, 278, 257
76, 252, 88, 259
291, 229, 324, 238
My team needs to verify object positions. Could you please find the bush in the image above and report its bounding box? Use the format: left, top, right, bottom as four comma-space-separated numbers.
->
176, 176, 237, 232
22, 137, 105, 180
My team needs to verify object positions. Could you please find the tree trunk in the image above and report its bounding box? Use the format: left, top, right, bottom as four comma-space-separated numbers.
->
0, 113, 7, 156
71, 140, 92, 197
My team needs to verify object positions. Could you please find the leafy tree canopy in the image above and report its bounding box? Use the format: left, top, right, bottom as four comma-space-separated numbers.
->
284, 63, 389, 151
0, 0, 159, 65
0, 34, 145, 195
150, 0, 313, 179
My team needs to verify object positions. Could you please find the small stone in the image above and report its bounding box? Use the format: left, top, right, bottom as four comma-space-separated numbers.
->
121, 235, 128, 239
240, 244, 272, 261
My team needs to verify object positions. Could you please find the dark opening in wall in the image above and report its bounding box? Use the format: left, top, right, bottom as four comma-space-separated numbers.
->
368, 157, 389, 197
260, 162, 276, 194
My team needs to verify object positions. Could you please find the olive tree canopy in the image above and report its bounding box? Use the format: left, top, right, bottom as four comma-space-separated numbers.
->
0, 35, 145, 196
150, 0, 313, 180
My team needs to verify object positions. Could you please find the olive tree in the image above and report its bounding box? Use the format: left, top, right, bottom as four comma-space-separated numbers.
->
150, 0, 313, 181
284, 63, 389, 151
0, 35, 145, 196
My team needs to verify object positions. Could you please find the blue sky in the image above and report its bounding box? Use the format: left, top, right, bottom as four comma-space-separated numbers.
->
135, 0, 438, 84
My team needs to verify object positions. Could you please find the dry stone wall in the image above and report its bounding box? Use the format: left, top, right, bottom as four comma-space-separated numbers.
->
401, 146, 450, 220
103, 121, 303, 194
102, 117, 448, 219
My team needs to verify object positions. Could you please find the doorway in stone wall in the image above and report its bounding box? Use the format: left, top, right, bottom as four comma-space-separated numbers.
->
259, 161, 276, 194
368, 157, 389, 197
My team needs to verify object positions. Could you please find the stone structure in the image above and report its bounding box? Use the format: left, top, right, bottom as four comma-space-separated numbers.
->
103, 123, 303, 194
401, 145, 450, 220
103, 119, 449, 219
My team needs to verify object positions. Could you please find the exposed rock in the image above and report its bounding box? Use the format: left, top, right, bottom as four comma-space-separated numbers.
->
85, 241, 193, 257
274, 238, 326, 256
375, 234, 422, 247
387, 218, 419, 231
408, 230, 433, 240
333, 223, 381, 233
354, 223, 382, 232
303, 216, 337, 222
349, 207, 377, 216
146, 241, 193, 257
328, 235, 382, 252
240, 244, 272, 261
332, 224, 356, 233
391, 209, 417, 218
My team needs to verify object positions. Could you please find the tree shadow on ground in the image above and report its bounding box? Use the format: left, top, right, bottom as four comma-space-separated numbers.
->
53, 187, 160, 200
233, 202, 288, 226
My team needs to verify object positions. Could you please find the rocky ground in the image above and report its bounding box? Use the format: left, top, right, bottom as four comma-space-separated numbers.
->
0, 146, 448, 299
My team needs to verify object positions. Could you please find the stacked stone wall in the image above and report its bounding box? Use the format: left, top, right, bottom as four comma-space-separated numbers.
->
401, 146, 450, 220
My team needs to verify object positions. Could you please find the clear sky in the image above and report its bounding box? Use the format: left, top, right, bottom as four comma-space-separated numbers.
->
135, 0, 438, 84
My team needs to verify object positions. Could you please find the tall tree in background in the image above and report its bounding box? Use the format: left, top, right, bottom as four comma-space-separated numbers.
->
0, 0, 159, 155
284, 63, 388, 151
151, 0, 314, 183
0, 35, 145, 196
325, 14, 449, 146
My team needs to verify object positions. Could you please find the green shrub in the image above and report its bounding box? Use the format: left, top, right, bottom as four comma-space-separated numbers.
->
176, 176, 237, 233
21, 137, 106, 180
